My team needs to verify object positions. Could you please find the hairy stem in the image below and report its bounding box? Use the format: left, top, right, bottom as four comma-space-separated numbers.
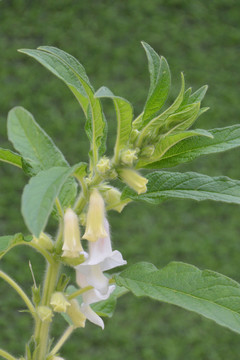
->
34, 261, 61, 360
49, 325, 75, 357
0, 349, 17, 360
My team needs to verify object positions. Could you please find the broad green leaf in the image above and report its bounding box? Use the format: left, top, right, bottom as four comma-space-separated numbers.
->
138, 129, 212, 168
22, 167, 74, 237
7, 107, 77, 208
0, 233, 32, 259
8, 107, 69, 171
95, 86, 133, 160
136, 73, 185, 147
0, 148, 22, 168
142, 125, 240, 169
19, 48, 106, 165
115, 261, 240, 334
140, 42, 171, 129
122, 171, 240, 205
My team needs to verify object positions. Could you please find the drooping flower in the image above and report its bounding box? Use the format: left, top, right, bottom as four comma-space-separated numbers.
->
75, 217, 126, 328
62, 208, 84, 258
82, 189, 108, 242
118, 168, 148, 194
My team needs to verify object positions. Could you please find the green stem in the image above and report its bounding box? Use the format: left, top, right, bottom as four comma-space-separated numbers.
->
68, 285, 93, 300
0, 349, 17, 360
0, 271, 35, 317
34, 261, 61, 360
49, 325, 75, 357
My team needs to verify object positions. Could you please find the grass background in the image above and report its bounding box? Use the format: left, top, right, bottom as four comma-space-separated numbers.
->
0, 0, 240, 359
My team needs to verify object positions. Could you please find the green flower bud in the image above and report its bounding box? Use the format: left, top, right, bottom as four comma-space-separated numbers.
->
96, 157, 111, 174
37, 306, 53, 322
103, 186, 129, 213
140, 145, 155, 157
119, 168, 148, 194
50, 292, 70, 313
32, 232, 54, 251
67, 299, 86, 328
120, 149, 138, 166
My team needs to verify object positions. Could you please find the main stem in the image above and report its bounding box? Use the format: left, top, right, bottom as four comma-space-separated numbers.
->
34, 261, 61, 360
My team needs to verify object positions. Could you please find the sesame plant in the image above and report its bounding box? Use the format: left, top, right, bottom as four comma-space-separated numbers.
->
1, 42, 240, 360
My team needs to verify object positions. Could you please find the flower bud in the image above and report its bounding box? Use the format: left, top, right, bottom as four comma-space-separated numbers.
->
62, 208, 84, 258
32, 232, 54, 251
130, 129, 140, 143
82, 189, 107, 242
96, 157, 111, 174
140, 145, 155, 158
103, 187, 128, 213
120, 149, 138, 166
50, 292, 70, 313
119, 168, 148, 194
67, 299, 86, 328
37, 306, 53, 322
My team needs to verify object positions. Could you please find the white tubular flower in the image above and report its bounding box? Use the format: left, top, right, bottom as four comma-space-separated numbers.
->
62, 208, 84, 258
80, 218, 127, 271
119, 168, 148, 194
80, 303, 104, 329
82, 189, 108, 242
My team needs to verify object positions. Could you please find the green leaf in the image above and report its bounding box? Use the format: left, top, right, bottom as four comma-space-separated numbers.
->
188, 85, 208, 104
7, 106, 77, 208
122, 171, 240, 205
138, 129, 212, 168
19, 48, 89, 115
142, 125, 240, 169
161, 102, 200, 133
95, 86, 133, 160
0, 148, 22, 168
140, 42, 171, 129
19, 47, 106, 165
22, 167, 74, 237
115, 261, 240, 334
8, 107, 68, 171
135, 73, 185, 147
73, 162, 88, 179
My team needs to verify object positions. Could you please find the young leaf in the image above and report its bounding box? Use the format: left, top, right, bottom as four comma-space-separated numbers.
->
122, 171, 240, 205
138, 129, 212, 168
140, 42, 171, 129
0, 148, 22, 168
136, 73, 185, 147
115, 261, 240, 334
95, 86, 133, 161
188, 85, 208, 104
22, 167, 74, 237
19, 48, 106, 166
142, 125, 240, 169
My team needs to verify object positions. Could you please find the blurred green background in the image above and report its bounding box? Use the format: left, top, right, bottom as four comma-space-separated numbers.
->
0, 0, 240, 359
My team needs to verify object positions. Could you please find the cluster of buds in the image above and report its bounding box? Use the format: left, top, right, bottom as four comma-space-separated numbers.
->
62, 189, 126, 329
